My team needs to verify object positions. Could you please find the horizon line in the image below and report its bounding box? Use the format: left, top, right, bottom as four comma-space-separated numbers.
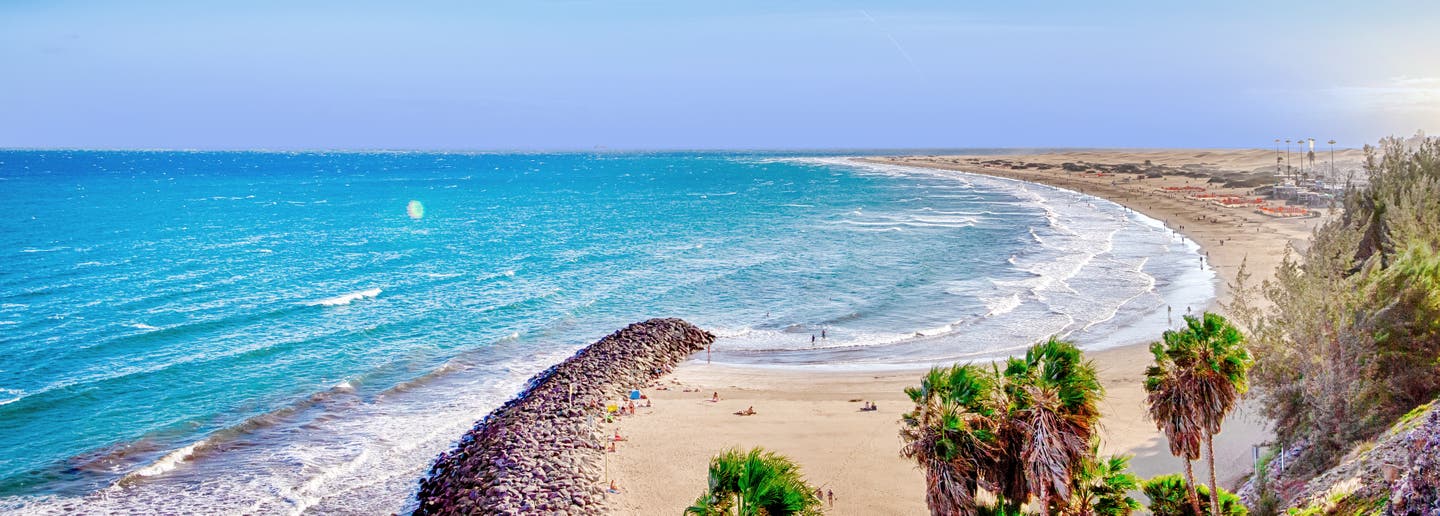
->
0, 145, 1329, 154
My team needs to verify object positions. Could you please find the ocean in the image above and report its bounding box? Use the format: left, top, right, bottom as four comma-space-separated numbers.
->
0, 151, 1212, 513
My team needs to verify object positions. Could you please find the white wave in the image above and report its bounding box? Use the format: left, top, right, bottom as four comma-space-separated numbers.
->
128, 322, 160, 331
0, 388, 24, 406
1081, 271, 1157, 332
915, 323, 957, 336
829, 216, 976, 230
834, 226, 904, 233
125, 438, 209, 480
983, 293, 1023, 317
20, 247, 68, 253
308, 288, 382, 307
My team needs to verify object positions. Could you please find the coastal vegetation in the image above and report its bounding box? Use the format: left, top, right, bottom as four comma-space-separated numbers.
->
684, 447, 823, 516
1143, 313, 1253, 515
1141, 475, 1246, 516
901, 317, 1257, 516
1064, 444, 1142, 516
1240, 136, 1440, 476
898, 337, 1105, 515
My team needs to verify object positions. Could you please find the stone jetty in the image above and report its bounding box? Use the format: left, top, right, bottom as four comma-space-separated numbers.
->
413, 318, 715, 515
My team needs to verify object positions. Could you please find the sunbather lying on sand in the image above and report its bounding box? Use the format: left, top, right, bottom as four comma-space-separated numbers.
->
734, 406, 756, 416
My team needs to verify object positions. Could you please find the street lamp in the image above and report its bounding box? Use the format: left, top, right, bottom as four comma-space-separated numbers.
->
1285, 139, 1292, 180
1274, 139, 1281, 175
1328, 139, 1337, 184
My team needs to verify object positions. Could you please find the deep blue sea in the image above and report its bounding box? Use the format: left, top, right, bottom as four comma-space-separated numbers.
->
0, 151, 1212, 513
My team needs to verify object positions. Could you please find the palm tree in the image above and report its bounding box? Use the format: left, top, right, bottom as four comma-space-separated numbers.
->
1062, 440, 1141, 516
899, 365, 999, 515
1143, 327, 1206, 515
1001, 338, 1104, 513
1179, 313, 1252, 516
685, 447, 823, 516
900, 338, 1106, 515
1144, 313, 1252, 516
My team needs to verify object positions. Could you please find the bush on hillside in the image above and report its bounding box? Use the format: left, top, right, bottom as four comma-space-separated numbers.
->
1244, 136, 1440, 474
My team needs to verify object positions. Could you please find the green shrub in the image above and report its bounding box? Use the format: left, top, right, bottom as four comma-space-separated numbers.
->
1141, 474, 1247, 516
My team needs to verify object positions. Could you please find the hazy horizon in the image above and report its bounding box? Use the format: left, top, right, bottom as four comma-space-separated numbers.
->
3, 1, 1437, 150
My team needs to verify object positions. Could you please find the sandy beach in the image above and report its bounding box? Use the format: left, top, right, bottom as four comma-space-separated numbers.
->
604, 150, 1337, 514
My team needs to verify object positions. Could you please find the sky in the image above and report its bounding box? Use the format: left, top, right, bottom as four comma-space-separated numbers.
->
1, 0, 1437, 150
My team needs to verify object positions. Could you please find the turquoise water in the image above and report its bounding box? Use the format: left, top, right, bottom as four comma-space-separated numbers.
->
0, 151, 1211, 513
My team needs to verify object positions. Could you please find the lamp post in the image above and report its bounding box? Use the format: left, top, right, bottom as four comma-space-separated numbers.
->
1274, 138, 1281, 175
1328, 139, 1336, 184
1285, 139, 1292, 181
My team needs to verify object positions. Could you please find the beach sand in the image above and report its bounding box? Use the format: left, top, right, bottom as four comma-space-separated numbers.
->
604, 150, 1331, 514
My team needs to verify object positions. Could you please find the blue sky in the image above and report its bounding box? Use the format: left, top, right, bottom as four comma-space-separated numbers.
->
1, 0, 1436, 150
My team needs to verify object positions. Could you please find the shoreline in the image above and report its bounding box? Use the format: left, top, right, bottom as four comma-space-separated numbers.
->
412, 319, 714, 515
606, 152, 1324, 514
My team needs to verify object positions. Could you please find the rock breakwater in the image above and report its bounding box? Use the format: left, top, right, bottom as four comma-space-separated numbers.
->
413, 318, 715, 515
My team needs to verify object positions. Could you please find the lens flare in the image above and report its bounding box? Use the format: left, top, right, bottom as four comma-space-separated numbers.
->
406, 200, 424, 219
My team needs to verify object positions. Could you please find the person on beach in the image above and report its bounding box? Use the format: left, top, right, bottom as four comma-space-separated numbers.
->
811, 334, 816, 346
821, 328, 826, 340
827, 489, 834, 506
710, 392, 719, 403
608, 480, 620, 494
